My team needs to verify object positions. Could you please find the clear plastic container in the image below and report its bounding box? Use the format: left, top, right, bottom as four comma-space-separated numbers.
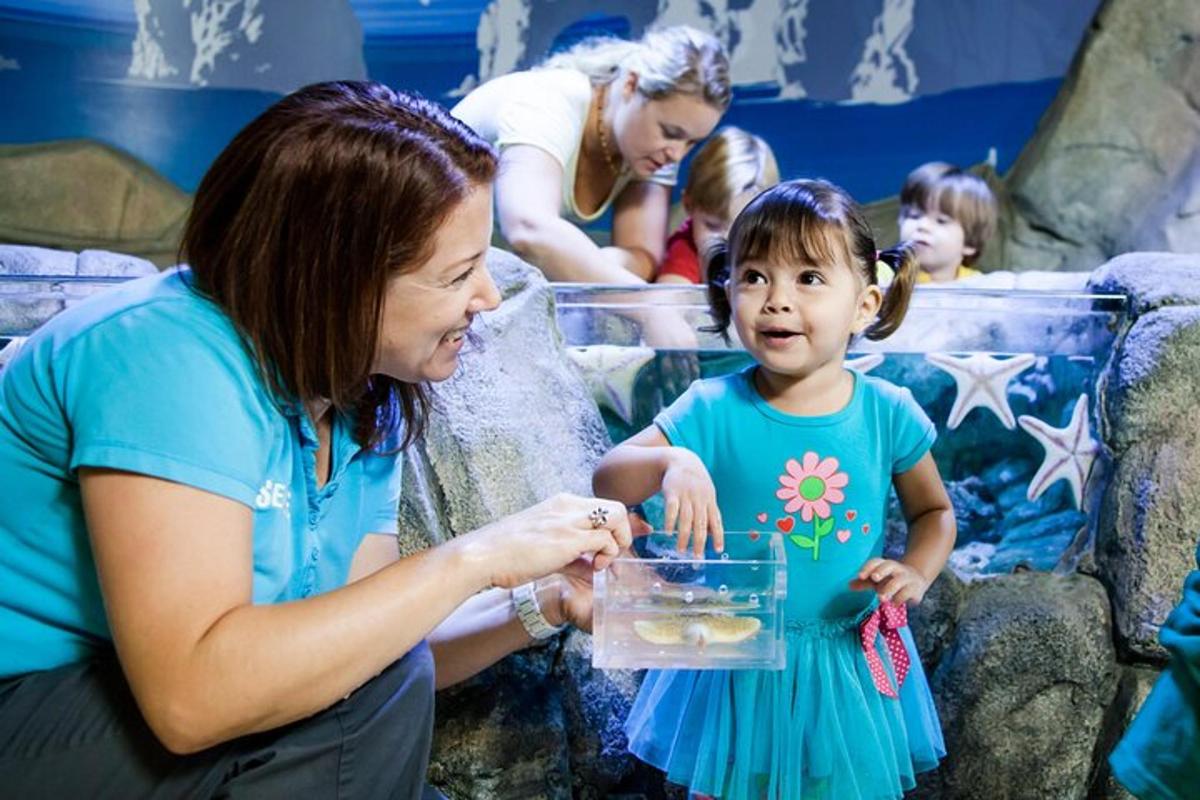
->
592, 531, 788, 670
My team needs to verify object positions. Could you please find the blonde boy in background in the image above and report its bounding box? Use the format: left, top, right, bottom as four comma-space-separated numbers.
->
656, 127, 779, 284
898, 162, 998, 283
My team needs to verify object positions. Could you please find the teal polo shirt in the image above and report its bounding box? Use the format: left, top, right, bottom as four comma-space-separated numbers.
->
0, 269, 403, 679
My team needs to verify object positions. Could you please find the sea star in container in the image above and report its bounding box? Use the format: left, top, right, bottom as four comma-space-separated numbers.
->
925, 352, 1037, 429
1018, 394, 1100, 510
566, 344, 656, 425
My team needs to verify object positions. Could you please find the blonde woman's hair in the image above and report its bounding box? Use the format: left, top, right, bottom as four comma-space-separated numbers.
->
541, 25, 731, 111
685, 126, 780, 220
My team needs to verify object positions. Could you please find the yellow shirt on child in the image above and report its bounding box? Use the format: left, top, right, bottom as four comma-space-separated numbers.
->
917, 265, 981, 283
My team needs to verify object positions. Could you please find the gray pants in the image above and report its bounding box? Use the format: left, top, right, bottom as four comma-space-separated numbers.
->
0, 643, 441, 800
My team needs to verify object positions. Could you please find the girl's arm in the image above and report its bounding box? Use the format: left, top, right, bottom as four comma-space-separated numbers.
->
853, 453, 956, 604
81, 469, 629, 755
495, 145, 647, 284
594, 425, 724, 555
610, 181, 672, 281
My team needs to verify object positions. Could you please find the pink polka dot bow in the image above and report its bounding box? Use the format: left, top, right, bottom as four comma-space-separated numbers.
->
859, 600, 911, 698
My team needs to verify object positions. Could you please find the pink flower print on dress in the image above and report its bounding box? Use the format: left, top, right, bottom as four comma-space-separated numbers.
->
776, 452, 848, 522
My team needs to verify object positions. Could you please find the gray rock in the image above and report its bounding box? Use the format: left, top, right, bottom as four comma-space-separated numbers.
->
396, 248, 616, 799
908, 567, 966, 674
560, 631, 644, 797
397, 248, 611, 552
0, 141, 190, 265
0, 244, 77, 275
921, 573, 1118, 799
77, 249, 158, 277
1087, 252, 1200, 315
1089, 665, 1162, 799
1003, 0, 1200, 271
1095, 302, 1200, 659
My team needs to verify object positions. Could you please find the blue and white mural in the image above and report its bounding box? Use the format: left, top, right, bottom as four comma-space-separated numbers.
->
0, 0, 1101, 198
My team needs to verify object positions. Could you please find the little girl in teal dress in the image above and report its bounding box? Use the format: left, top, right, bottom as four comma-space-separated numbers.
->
594, 179, 955, 799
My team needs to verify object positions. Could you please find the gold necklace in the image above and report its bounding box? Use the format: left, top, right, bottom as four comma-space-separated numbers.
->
595, 85, 622, 175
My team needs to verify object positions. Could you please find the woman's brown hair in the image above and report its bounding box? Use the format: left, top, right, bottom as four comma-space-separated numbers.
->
704, 179, 918, 341
181, 81, 497, 449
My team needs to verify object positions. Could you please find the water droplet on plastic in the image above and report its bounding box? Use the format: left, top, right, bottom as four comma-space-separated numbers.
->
651, 582, 662, 594
718, 584, 729, 595
683, 590, 694, 604
720, 552, 730, 560
749, 593, 759, 606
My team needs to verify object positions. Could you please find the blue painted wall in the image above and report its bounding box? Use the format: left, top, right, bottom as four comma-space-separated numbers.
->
0, 1, 1097, 201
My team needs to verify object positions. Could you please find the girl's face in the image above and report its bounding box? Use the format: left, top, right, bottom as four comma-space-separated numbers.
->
727, 246, 882, 383
374, 185, 501, 383
613, 76, 722, 179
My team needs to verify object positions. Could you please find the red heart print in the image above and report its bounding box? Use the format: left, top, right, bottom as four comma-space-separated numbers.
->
845, 510, 857, 521
861, 523, 871, 534
756, 512, 768, 523
836, 529, 851, 543
775, 517, 794, 534
748, 530, 761, 541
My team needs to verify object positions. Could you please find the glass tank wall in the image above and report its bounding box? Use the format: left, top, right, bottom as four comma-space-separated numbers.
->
556, 283, 1127, 578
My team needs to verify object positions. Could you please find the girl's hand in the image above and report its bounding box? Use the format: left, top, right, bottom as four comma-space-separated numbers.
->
469, 494, 634, 589
661, 448, 724, 557
850, 558, 931, 605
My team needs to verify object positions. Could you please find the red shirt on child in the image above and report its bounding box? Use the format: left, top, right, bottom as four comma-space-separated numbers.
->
658, 218, 702, 284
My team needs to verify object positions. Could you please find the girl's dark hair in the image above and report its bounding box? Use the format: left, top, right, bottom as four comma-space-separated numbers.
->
181, 81, 497, 449
704, 179, 918, 341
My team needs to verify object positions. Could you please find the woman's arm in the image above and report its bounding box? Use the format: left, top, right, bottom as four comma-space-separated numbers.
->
495, 145, 646, 284
610, 181, 671, 281
81, 469, 628, 755
349, 533, 564, 690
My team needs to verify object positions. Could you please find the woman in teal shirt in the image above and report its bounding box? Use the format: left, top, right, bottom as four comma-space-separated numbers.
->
0, 81, 633, 797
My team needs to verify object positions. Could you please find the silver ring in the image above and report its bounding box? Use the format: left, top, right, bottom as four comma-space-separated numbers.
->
588, 506, 609, 529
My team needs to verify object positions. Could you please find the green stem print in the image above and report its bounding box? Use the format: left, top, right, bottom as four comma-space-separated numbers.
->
790, 516, 834, 560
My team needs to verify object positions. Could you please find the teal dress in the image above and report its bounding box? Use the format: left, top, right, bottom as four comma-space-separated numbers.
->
625, 367, 945, 799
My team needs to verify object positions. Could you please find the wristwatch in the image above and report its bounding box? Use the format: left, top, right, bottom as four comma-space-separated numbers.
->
512, 581, 566, 640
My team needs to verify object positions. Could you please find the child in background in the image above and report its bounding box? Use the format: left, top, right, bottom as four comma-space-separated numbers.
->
898, 162, 997, 283
595, 179, 955, 799
657, 127, 779, 284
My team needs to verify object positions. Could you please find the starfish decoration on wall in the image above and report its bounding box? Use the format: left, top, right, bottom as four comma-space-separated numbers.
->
925, 352, 1037, 429
845, 353, 885, 374
566, 344, 656, 425
1018, 394, 1100, 510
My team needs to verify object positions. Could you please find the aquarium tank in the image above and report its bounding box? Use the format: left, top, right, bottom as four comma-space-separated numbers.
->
556, 281, 1126, 578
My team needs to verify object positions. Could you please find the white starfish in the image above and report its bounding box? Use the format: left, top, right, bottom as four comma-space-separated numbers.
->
566, 345, 655, 425
1018, 394, 1100, 510
845, 353, 885, 374
925, 352, 1037, 429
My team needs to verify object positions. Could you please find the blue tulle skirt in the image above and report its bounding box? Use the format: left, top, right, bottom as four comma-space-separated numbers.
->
625, 611, 944, 800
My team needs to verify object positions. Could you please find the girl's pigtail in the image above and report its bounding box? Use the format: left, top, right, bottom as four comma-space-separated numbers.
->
700, 238, 733, 341
866, 242, 918, 340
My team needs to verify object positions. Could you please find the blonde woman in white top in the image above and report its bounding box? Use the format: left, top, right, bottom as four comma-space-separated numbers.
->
453, 26, 731, 284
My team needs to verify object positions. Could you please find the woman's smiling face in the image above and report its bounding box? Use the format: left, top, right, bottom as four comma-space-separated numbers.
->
373, 185, 501, 383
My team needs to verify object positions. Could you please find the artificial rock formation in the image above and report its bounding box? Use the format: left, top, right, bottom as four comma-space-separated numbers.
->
1003, 0, 1200, 270
0, 142, 189, 265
